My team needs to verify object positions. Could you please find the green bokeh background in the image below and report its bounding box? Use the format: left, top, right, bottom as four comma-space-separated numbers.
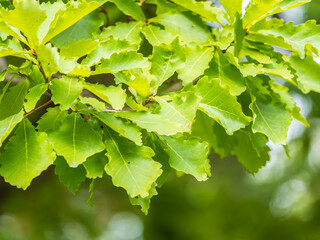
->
1, 2, 320, 240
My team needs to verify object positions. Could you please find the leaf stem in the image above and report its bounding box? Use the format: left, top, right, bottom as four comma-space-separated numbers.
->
32, 49, 49, 84
24, 100, 53, 118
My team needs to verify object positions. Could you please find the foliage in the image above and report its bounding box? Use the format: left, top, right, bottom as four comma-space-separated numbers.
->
0, 0, 319, 213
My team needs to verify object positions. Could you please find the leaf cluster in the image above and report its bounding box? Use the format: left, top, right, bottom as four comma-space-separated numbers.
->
0, 0, 318, 213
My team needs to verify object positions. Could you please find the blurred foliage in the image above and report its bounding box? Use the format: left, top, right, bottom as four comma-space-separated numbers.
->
1, 2, 320, 240
307, 0, 320, 22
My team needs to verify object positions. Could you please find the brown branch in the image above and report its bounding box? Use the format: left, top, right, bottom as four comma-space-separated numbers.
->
24, 100, 53, 119
38, 65, 49, 83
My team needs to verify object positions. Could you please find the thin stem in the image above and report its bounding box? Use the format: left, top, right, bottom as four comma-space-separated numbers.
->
32, 49, 49, 84
104, 109, 121, 113
38, 65, 49, 83
24, 100, 53, 118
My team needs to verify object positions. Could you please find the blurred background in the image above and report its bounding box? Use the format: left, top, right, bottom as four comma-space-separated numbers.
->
1, 1, 320, 240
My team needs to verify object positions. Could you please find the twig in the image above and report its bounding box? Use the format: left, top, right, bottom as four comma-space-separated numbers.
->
24, 100, 53, 118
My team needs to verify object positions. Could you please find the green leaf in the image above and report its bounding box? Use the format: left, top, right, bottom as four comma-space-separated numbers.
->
249, 89, 292, 145
0, 38, 29, 59
59, 39, 99, 60
84, 83, 126, 110
24, 83, 47, 112
0, 80, 29, 121
232, 130, 270, 173
191, 110, 217, 150
220, 0, 243, 23
0, 75, 17, 103
34, 43, 59, 78
0, 119, 56, 189
41, 0, 107, 44
177, 45, 214, 85
150, 39, 185, 92
141, 24, 177, 46
87, 179, 96, 206
0, 0, 47, 47
249, 19, 320, 57
104, 127, 162, 198
95, 51, 148, 74
271, 83, 309, 127
211, 25, 235, 50
115, 68, 151, 98
50, 76, 83, 110
79, 97, 106, 112
192, 114, 270, 173
50, 9, 104, 48
239, 61, 295, 84
152, 0, 185, 14
0, 20, 27, 46
54, 156, 87, 195
37, 107, 68, 132
0, 110, 23, 147
83, 151, 108, 179
286, 53, 320, 94
95, 112, 142, 145
150, 12, 212, 44
161, 135, 210, 181
240, 40, 273, 64
126, 97, 149, 111
243, 0, 310, 28
35, 44, 89, 77
110, 0, 145, 21
195, 76, 251, 135
116, 92, 200, 135
129, 183, 158, 215
145, 133, 171, 187
205, 49, 246, 96
98, 21, 143, 44
47, 112, 105, 167
169, 0, 226, 23
82, 37, 138, 66
234, 12, 245, 57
